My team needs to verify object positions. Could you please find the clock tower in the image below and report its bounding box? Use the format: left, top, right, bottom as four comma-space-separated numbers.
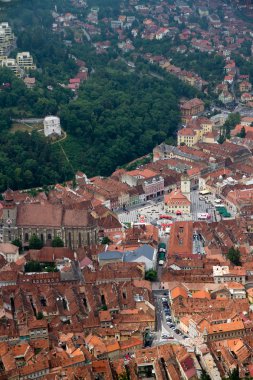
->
180, 168, 191, 201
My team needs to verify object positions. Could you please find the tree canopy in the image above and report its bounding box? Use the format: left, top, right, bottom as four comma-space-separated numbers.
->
145, 269, 157, 282
227, 247, 241, 266
52, 236, 64, 247
0, 131, 72, 192
29, 234, 43, 250
60, 65, 194, 176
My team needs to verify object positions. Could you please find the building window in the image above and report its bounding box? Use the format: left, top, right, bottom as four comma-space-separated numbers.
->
25, 233, 29, 242
47, 233, 52, 240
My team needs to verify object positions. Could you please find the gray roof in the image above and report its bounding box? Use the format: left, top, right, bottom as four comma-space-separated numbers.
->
158, 143, 202, 162
124, 244, 155, 263
98, 250, 123, 261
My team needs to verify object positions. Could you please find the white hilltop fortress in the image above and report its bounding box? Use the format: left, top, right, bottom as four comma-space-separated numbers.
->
43, 116, 61, 137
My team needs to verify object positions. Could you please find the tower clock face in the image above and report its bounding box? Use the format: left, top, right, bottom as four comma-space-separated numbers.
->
6, 219, 12, 225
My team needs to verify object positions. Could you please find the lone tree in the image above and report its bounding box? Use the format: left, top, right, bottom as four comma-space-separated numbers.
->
12, 238, 22, 252
36, 311, 44, 320
228, 366, 239, 380
227, 247, 241, 266
52, 236, 64, 247
145, 269, 157, 282
239, 126, 246, 138
101, 236, 112, 245
200, 371, 211, 380
29, 234, 43, 250
217, 131, 225, 144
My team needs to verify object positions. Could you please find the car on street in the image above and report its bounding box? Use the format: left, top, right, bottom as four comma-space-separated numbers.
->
161, 334, 171, 339
160, 215, 172, 220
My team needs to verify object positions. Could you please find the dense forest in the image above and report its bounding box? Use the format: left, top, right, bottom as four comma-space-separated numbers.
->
0, 68, 72, 119
0, 0, 200, 188
0, 131, 73, 191
60, 64, 196, 176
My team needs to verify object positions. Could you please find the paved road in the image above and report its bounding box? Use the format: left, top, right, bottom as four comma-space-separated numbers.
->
82, 28, 91, 41
152, 294, 191, 347
117, 191, 233, 225
190, 190, 217, 222
117, 200, 165, 224
234, 104, 253, 117
12, 118, 43, 123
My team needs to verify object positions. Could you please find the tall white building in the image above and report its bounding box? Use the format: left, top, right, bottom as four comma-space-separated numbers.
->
1, 58, 21, 77
43, 116, 62, 137
0, 22, 12, 37
16, 52, 36, 70
0, 22, 15, 59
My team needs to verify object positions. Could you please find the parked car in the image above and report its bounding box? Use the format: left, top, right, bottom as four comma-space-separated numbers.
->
160, 215, 172, 220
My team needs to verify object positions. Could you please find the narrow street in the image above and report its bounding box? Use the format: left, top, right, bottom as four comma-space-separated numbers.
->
152, 293, 191, 348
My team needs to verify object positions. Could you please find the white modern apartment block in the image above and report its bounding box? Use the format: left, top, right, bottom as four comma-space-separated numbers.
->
0, 22, 15, 59
16, 51, 36, 70
1, 58, 21, 77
